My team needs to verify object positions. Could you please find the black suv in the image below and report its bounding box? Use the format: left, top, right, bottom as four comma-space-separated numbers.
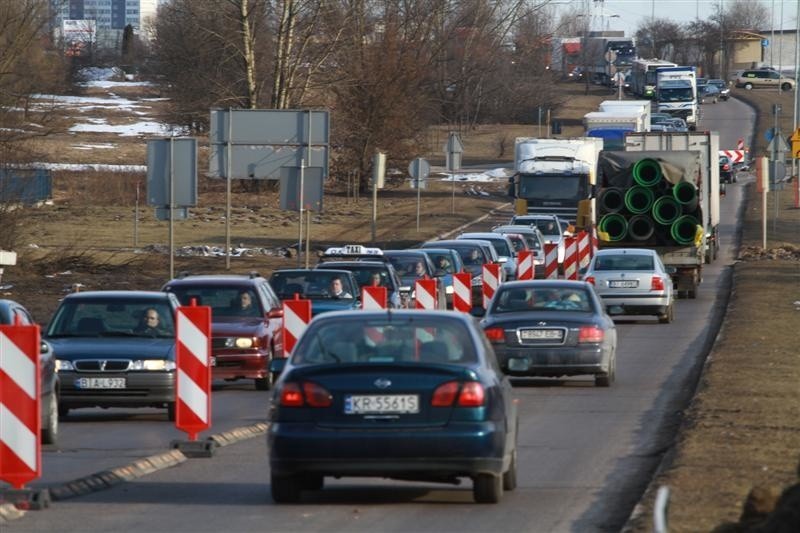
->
162, 273, 285, 390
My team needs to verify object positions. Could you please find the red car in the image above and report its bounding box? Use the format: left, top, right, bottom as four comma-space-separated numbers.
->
162, 273, 284, 390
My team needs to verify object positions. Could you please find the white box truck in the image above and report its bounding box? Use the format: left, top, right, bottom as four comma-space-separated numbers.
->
656, 66, 698, 130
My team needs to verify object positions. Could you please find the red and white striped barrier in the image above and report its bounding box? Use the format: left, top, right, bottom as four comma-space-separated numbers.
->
516, 250, 534, 280
737, 137, 744, 150
719, 149, 744, 164
453, 271, 472, 313
563, 236, 578, 280
591, 225, 599, 257
0, 319, 41, 489
482, 263, 500, 308
282, 295, 311, 356
543, 243, 559, 279
415, 278, 438, 310
577, 231, 591, 271
361, 286, 387, 310
176, 303, 212, 441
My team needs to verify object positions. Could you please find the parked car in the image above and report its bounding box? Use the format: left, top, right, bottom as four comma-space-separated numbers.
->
719, 154, 737, 183
0, 299, 59, 444
267, 310, 519, 503
735, 69, 795, 91
383, 250, 447, 309
582, 248, 675, 323
479, 280, 617, 386
456, 232, 517, 281
269, 269, 361, 315
417, 247, 465, 309
162, 273, 285, 390
45, 291, 181, 420
708, 78, 730, 100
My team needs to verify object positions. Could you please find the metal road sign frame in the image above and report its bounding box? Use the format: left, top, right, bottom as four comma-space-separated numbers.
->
147, 137, 198, 207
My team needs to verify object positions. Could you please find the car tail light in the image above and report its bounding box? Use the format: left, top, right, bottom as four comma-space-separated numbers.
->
585, 276, 595, 285
484, 327, 505, 343
280, 382, 304, 407
578, 326, 604, 343
302, 382, 333, 407
651, 276, 665, 291
457, 382, 485, 407
431, 381, 459, 406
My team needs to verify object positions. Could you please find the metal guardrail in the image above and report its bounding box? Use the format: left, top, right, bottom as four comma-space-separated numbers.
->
653, 485, 670, 533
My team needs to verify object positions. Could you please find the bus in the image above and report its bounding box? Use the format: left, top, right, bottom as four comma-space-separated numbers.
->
631, 58, 678, 98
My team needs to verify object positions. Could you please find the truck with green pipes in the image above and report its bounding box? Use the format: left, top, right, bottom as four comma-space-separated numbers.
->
593, 147, 711, 299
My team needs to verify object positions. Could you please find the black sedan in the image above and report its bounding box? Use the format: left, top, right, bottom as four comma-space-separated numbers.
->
0, 299, 59, 444
479, 280, 617, 387
267, 310, 518, 503
45, 291, 181, 420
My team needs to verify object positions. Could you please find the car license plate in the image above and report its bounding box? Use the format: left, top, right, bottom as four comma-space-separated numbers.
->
76, 377, 126, 389
344, 395, 419, 414
520, 329, 563, 340
609, 280, 639, 288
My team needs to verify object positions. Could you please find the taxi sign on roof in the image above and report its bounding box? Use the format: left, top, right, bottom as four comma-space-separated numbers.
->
323, 245, 384, 256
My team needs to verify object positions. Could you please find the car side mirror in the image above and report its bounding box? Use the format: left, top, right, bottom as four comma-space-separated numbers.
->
40, 341, 51, 355
269, 357, 287, 375
268, 308, 284, 319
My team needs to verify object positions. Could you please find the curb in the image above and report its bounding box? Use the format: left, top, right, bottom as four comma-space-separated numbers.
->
1, 422, 269, 522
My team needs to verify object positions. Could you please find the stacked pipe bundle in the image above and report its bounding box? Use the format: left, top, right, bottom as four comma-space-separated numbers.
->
597, 151, 702, 246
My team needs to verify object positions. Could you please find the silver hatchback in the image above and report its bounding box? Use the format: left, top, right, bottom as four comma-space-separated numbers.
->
582, 248, 675, 323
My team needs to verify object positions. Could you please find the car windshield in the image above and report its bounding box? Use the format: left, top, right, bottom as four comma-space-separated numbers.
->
594, 254, 655, 271
505, 235, 526, 253
517, 219, 560, 237
317, 265, 392, 290
423, 252, 457, 274
292, 316, 478, 365
462, 236, 511, 257
709, 80, 726, 89
167, 285, 262, 318
492, 287, 593, 313
46, 298, 175, 338
659, 87, 693, 102
387, 256, 428, 280
270, 271, 358, 300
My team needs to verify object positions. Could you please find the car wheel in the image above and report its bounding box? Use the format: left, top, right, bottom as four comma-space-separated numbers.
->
473, 473, 503, 503
658, 304, 674, 324
733, 174, 738, 183
167, 402, 176, 422
502, 450, 517, 491
41, 390, 59, 445
744, 82, 753, 90
271, 473, 303, 503
57, 403, 70, 420
782, 82, 792, 91
255, 349, 275, 390
595, 355, 615, 387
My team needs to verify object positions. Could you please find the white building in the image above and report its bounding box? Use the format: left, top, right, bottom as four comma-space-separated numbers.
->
51, 0, 158, 49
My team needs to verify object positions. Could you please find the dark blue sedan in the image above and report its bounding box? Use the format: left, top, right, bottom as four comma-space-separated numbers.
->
268, 269, 361, 316
267, 310, 518, 503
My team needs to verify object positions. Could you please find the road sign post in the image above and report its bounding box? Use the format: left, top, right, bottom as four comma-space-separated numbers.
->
445, 133, 464, 214
408, 158, 430, 232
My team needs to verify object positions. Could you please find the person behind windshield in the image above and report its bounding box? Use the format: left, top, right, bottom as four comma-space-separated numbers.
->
434, 255, 452, 274
229, 290, 258, 316
367, 272, 383, 287
329, 277, 353, 299
464, 248, 482, 266
135, 308, 168, 337
413, 261, 427, 278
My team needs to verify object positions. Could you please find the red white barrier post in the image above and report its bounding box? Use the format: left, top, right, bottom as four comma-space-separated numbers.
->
453, 271, 472, 313
482, 263, 501, 309
415, 278, 438, 310
563, 236, 578, 280
0, 318, 41, 490
283, 294, 312, 356
517, 250, 534, 280
175, 302, 211, 443
577, 231, 591, 272
361, 286, 387, 310
543, 243, 559, 279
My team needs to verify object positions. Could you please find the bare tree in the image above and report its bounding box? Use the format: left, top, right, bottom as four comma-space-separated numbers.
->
634, 19, 685, 60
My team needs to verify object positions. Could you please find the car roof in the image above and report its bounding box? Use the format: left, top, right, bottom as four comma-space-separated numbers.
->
62, 290, 171, 300
499, 279, 593, 290
423, 239, 482, 247
595, 248, 657, 256
383, 250, 429, 257
271, 268, 355, 276
164, 274, 265, 286
316, 261, 389, 268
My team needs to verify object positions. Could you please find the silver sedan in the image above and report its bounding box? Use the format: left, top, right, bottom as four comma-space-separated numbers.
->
582, 248, 675, 323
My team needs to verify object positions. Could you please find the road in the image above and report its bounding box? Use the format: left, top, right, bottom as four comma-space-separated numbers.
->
6, 98, 755, 532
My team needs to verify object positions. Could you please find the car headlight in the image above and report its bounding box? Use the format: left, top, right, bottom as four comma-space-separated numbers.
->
445, 285, 454, 294
56, 360, 74, 372
131, 360, 176, 371
225, 337, 256, 349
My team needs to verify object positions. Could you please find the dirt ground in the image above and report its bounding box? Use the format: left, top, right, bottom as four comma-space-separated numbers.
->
4, 78, 800, 530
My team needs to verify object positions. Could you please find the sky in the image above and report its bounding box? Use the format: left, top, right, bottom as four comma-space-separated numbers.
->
556, 0, 799, 37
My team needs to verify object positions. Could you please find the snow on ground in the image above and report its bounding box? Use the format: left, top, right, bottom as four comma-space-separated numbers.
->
436, 167, 510, 182
71, 143, 115, 150
69, 120, 182, 137
80, 80, 153, 88
36, 162, 147, 172
33, 94, 144, 110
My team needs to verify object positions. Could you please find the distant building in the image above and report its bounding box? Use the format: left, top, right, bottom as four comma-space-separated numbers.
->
50, 0, 158, 51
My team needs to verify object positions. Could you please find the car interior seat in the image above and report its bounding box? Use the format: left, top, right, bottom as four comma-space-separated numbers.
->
283, 283, 304, 297
419, 340, 450, 363
506, 291, 530, 311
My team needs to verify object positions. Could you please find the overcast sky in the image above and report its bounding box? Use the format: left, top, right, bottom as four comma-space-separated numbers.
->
556, 0, 798, 36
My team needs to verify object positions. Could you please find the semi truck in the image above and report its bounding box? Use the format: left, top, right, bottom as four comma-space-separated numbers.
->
656, 66, 698, 130
510, 137, 603, 222
594, 147, 712, 298
584, 104, 650, 150
584, 34, 637, 86
630, 58, 678, 98
623, 131, 721, 265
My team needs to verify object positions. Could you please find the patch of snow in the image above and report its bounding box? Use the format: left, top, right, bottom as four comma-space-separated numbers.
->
141, 98, 170, 102
36, 162, 146, 172
33, 94, 143, 109
78, 67, 124, 82
69, 120, 182, 137
437, 168, 509, 182
79, 80, 154, 88
71, 143, 115, 150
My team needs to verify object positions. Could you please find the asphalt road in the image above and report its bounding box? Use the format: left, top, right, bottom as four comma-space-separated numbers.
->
6, 99, 755, 532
